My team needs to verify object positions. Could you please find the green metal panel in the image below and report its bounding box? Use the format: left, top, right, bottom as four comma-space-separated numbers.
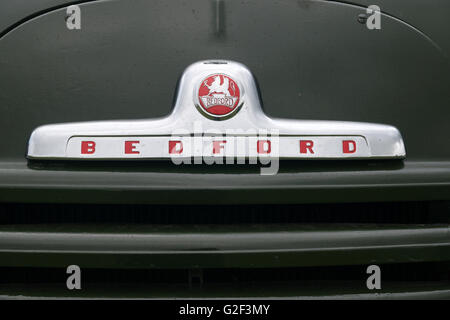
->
0, 0, 448, 162
1, 224, 448, 268
1, 160, 449, 204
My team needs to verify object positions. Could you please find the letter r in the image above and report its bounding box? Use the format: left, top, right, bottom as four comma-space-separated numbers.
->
300, 140, 314, 154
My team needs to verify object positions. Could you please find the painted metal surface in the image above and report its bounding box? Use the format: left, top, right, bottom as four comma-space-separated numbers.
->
0, 224, 448, 268
0, 1, 448, 299
0, 0, 448, 162
1, 160, 449, 204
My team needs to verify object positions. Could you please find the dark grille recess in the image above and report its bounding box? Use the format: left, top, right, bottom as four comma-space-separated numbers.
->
0, 262, 448, 287
0, 201, 448, 225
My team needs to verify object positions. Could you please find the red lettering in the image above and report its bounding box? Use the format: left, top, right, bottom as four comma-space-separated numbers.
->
213, 140, 227, 154
169, 140, 183, 154
81, 141, 96, 154
343, 140, 356, 153
257, 140, 271, 154
300, 140, 314, 154
125, 141, 140, 154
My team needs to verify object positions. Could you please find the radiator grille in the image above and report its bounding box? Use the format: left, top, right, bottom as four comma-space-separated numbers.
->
0, 201, 448, 225
1, 263, 447, 285
0, 262, 448, 299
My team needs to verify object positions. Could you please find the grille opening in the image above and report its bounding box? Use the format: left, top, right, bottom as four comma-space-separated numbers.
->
0, 201, 448, 225
0, 262, 450, 288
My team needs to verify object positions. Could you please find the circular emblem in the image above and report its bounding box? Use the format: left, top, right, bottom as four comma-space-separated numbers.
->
196, 74, 242, 120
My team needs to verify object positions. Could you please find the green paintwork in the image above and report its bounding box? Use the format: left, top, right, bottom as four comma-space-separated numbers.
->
0, 0, 448, 298
0, 160, 449, 204
0, 224, 449, 268
0, 0, 449, 200
0, 0, 449, 162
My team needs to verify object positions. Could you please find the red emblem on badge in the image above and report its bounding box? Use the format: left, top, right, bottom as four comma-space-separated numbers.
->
197, 74, 241, 120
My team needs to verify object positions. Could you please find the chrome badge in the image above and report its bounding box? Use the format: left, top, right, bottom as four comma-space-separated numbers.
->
27, 60, 406, 161
196, 74, 242, 120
